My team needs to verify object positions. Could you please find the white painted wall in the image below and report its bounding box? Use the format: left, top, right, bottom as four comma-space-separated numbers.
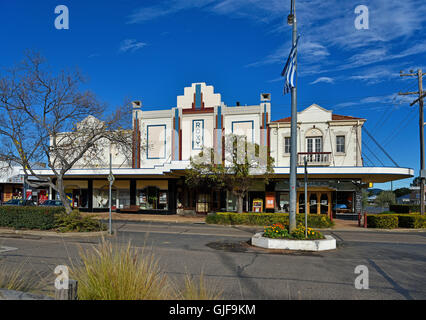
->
177, 82, 221, 109
140, 116, 173, 167
270, 105, 364, 167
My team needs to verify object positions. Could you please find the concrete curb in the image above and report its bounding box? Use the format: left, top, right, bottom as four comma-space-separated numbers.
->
323, 227, 426, 233
99, 218, 206, 225
206, 224, 426, 233
0, 228, 109, 238
252, 233, 337, 251
0, 289, 54, 300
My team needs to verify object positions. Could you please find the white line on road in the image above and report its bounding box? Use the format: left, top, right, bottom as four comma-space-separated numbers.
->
0, 246, 18, 253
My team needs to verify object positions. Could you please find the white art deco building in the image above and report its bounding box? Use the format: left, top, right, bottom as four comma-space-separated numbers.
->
33, 83, 414, 216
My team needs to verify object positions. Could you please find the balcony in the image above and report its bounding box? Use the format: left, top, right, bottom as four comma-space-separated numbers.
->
298, 152, 331, 166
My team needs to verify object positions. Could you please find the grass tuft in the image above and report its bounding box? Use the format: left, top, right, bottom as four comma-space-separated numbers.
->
70, 239, 172, 300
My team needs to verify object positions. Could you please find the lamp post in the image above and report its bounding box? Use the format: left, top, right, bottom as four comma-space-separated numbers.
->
108, 151, 115, 235
304, 156, 308, 238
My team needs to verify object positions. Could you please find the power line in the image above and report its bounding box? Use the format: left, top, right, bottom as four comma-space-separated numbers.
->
382, 106, 417, 147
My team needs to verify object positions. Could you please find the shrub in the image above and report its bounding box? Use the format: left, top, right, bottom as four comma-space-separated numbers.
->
0, 207, 105, 232
0, 261, 46, 293
176, 273, 223, 300
71, 239, 222, 300
366, 215, 398, 229
374, 191, 396, 207
71, 240, 171, 300
54, 211, 107, 233
0, 206, 64, 230
397, 215, 426, 229
389, 204, 424, 214
206, 212, 334, 228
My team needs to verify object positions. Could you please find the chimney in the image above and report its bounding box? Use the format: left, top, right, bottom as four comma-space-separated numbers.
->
132, 100, 142, 109
260, 93, 271, 124
132, 100, 142, 126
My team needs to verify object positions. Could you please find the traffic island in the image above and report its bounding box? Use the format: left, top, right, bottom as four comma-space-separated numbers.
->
251, 233, 337, 251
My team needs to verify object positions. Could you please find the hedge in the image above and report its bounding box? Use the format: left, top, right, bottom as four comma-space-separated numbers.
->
206, 212, 334, 228
0, 206, 65, 230
397, 215, 426, 229
366, 215, 399, 229
0, 207, 106, 232
389, 205, 423, 214
367, 214, 426, 229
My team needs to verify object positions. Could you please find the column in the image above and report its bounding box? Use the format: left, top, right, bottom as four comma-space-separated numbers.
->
317, 192, 321, 215
168, 180, 177, 213
87, 179, 93, 212
130, 179, 136, 206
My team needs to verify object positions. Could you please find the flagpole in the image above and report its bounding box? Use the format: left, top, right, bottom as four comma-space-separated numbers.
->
289, 0, 298, 232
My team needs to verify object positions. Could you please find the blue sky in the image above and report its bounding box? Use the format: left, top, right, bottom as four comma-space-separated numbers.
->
1, 0, 425, 189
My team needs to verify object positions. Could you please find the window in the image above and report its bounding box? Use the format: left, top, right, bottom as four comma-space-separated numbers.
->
336, 135, 345, 153
284, 137, 291, 154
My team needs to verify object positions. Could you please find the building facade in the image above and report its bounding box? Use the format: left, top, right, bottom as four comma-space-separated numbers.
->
32, 83, 414, 217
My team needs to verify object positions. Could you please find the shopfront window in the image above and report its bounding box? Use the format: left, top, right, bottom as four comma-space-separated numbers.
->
278, 192, 289, 213
92, 180, 130, 210
136, 186, 168, 210
226, 192, 237, 212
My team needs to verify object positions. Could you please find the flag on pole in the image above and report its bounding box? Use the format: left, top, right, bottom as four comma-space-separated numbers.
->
281, 36, 300, 95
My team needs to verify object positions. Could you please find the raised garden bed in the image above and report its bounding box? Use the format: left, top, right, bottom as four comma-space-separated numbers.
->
251, 233, 336, 251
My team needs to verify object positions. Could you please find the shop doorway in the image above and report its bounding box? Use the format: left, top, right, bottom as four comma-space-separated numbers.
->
297, 189, 332, 218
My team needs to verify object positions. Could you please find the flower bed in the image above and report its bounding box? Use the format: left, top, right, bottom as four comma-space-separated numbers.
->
263, 223, 325, 240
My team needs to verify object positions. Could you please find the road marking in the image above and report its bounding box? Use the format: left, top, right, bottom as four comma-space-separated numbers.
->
0, 246, 18, 253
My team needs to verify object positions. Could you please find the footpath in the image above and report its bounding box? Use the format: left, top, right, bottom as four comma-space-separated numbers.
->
81, 212, 207, 224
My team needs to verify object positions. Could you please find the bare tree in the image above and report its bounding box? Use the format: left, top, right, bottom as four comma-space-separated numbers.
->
0, 51, 133, 213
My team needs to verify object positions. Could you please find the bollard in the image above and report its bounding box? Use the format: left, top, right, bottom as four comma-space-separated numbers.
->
363, 213, 367, 228
358, 212, 361, 227
55, 279, 78, 300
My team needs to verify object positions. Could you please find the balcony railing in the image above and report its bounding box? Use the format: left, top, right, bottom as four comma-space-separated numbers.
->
298, 152, 331, 166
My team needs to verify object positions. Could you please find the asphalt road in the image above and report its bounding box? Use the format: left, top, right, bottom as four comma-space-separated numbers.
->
0, 221, 425, 300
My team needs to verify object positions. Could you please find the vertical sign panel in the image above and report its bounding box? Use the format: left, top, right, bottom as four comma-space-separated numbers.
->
192, 120, 204, 150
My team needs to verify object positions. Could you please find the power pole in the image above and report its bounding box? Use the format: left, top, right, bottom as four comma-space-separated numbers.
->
288, 0, 298, 232
399, 69, 425, 215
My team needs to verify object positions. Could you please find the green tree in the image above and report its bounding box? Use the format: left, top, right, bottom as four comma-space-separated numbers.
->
374, 191, 396, 207
185, 134, 274, 213
362, 189, 369, 208
411, 177, 421, 187
394, 188, 411, 198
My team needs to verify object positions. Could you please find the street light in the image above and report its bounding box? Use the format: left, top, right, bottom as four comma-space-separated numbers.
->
108, 150, 115, 235
304, 157, 308, 238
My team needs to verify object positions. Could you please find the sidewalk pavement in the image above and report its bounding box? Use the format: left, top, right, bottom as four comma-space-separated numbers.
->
0, 228, 108, 237
81, 212, 207, 224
